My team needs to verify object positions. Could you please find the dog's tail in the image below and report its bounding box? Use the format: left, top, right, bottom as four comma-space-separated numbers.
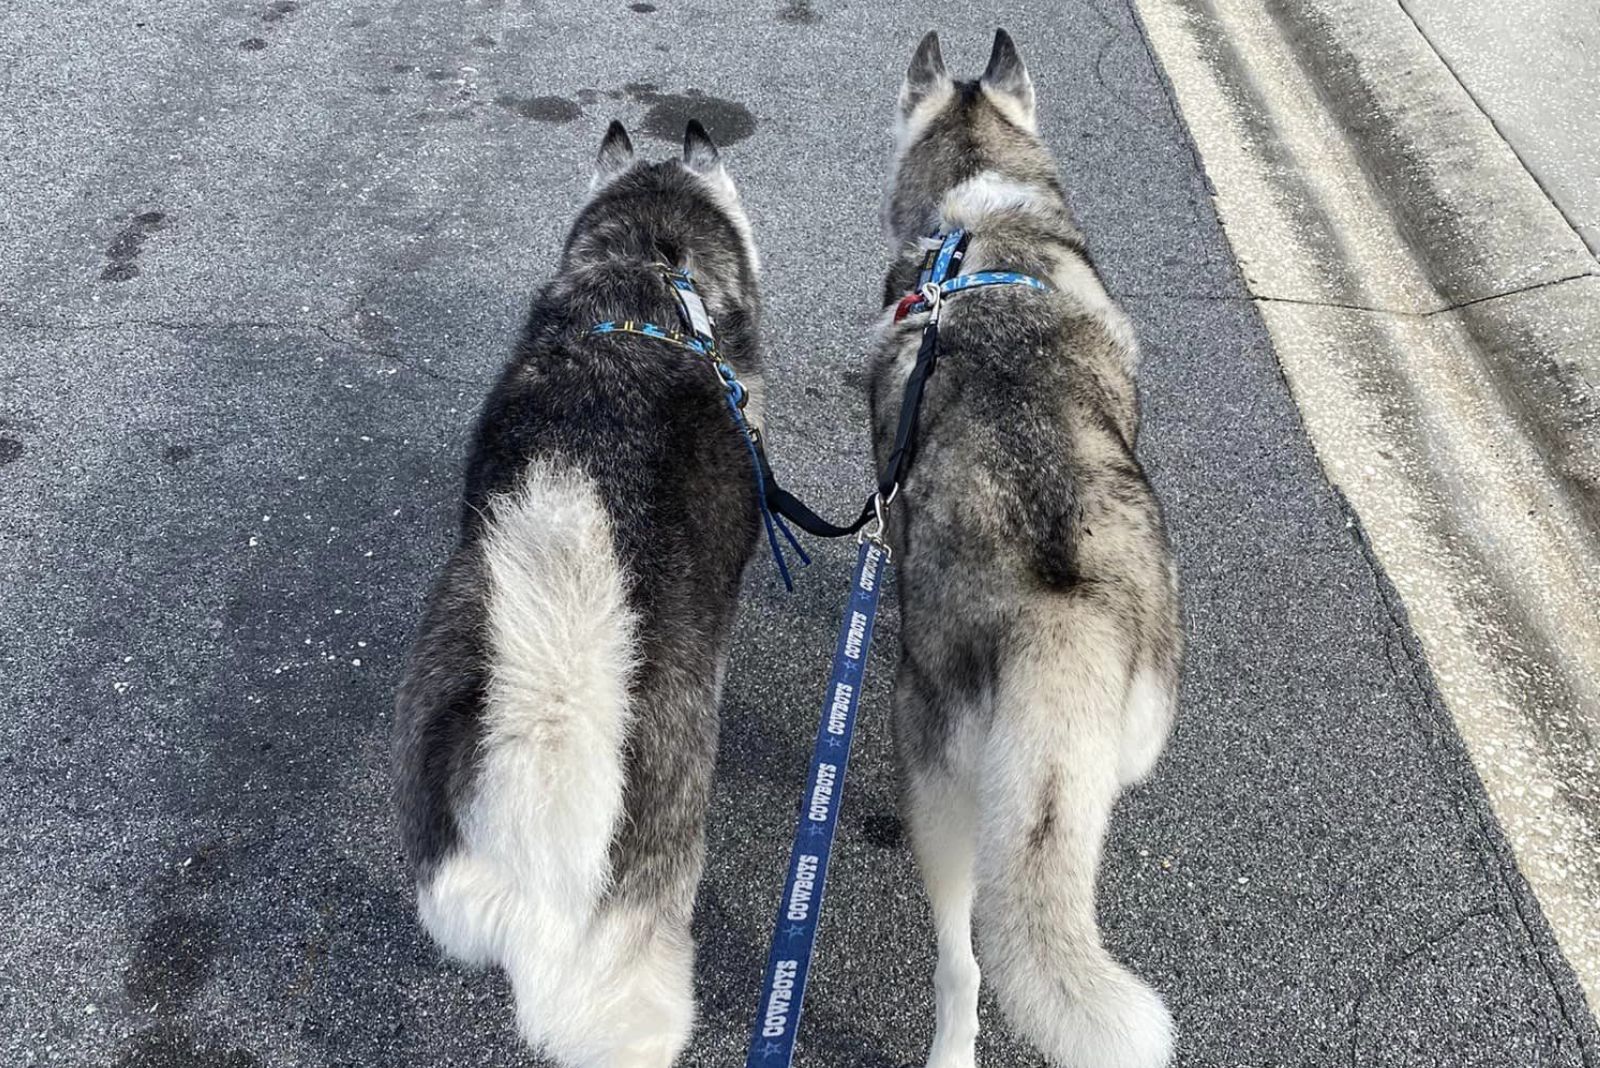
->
975, 608, 1175, 1068
413, 462, 691, 1065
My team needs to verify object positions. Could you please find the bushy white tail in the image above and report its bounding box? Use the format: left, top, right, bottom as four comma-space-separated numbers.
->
416, 462, 693, 1067
973, 622, 1174, 1068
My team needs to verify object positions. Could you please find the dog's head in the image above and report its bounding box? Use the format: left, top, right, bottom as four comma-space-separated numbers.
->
569, 119, 759, 296
884, 30, 1063, 243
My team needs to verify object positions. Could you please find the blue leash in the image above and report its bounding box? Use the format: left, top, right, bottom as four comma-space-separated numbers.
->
740, 228, 1050, 1064
743, 537, 887, 1067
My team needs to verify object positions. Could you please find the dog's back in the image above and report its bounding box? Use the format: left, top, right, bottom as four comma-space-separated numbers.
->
393, 123, 763, 1068
872, 32, 1181, 1068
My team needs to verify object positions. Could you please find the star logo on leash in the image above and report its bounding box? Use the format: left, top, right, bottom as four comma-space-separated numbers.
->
759, 1041, 785, 1057
807, 823, 828, 837
825, 735, 844, 750
783, 923, 808, 939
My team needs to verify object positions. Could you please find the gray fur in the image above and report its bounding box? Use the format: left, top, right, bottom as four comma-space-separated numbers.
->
873, 30, 1182, 1068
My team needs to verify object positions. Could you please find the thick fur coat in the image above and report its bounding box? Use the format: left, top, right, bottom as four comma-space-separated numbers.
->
870, 31, 1184, 1068
392, 122, 764, 1068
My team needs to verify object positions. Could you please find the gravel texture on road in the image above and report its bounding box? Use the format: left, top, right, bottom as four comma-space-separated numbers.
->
1, 0, 1594, 1065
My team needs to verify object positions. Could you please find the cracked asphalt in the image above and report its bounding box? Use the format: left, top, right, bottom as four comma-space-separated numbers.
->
1, 0, 1596, 1066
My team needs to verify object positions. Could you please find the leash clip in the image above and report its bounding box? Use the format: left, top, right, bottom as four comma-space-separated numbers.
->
859, 486, 896, 561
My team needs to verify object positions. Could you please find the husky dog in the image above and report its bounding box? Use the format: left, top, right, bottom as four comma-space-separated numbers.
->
392, 120, 764, 1068
870, 31, 1183, 1068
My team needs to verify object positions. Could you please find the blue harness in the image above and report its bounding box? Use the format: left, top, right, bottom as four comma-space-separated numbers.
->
591, 268, 810, 589
741, 228, 1047, 1067
892, 229, 1050, 322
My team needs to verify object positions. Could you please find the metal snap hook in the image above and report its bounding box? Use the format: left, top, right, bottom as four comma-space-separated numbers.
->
859, 489, 895, 561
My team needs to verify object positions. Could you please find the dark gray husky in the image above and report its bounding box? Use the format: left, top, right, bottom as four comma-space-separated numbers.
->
870, 31, 1182, 1068
392, 121, 763, 1068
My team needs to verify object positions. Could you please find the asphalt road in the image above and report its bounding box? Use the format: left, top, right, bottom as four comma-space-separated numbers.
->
1, 1, 1595, 1066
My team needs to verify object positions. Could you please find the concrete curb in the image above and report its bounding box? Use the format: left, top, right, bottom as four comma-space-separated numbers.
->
1131, 0, 1600, 1018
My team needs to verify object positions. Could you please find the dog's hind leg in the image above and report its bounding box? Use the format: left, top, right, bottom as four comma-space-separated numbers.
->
895, 659, 983, 1068
975, 614, 1173, 1068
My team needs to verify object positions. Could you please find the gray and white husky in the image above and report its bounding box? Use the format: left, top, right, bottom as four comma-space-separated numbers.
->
870, 31, 1183, 1068
392, 120, 764, 1068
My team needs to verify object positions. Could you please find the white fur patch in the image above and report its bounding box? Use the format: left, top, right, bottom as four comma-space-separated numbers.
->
417, 462, 695, 1066
941, 171, 1048, 226
1118, 667, 1176, 786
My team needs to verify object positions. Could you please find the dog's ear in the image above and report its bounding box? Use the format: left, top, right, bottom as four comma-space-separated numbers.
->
593, 120, 635, 186
981, 29, 1035, 126
899, 31, 950, 117
682, 120, 721, 174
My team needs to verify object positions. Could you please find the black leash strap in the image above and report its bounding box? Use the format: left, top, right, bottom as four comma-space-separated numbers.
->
757, 230, 968, 543
874, 313, 941, 503
764, 473, 875, 539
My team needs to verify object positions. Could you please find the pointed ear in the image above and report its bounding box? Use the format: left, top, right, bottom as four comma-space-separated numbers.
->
593, 120, 635, 186
682, 120, 721, 174
899, 31, 950, 117
981, 29, 1035, 125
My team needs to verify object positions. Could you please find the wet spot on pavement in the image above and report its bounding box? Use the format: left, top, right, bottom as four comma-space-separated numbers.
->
100, 211, 168, 283
346, 16, 371, 27
861, 808, 902, 848
261, 0, 298, 23
424, 69, 452, 82
162, 444, 193, 463
577, 88, 600, 105
124, 912, 222, 1015
639, 89, 756, 145
238, 37, 267, 51
629, 1, 657, 10
777, 0, 820, 23
352, 305, 399, 345
0, 437, 22, 466
471, 34, 496, 47
494, 93, 581, 122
